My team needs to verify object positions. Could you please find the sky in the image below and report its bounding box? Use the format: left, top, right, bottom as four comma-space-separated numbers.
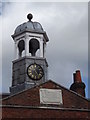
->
0, 1, 89, 98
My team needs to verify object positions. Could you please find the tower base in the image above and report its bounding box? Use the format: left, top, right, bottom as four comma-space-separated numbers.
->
10, 82, 37, 95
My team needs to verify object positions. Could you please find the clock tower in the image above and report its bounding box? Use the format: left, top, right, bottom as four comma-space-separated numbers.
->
10, 13, 49, 94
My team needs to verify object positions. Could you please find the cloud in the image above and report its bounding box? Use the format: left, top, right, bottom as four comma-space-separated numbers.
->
0, 11, 2, 93
0, 2, 2, 15
1, 0, 89, 2
1, 2, 88, 97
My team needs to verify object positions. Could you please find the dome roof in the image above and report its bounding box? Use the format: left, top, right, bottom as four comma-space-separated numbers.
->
14, 21, 44, 34
14, 13, 44, 35
12, 13, 49, 42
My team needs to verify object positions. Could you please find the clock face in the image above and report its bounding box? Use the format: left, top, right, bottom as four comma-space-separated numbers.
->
27, 63, 44, 80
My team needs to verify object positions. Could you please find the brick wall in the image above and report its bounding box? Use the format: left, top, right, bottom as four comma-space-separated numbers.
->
2, 81, 89, 109
2, 106, 89, 119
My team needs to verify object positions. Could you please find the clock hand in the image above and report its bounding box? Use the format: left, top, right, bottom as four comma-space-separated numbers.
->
34, 70, 38, 75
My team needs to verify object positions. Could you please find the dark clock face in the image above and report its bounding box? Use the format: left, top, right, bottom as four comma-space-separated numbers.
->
27, 63, 44, 80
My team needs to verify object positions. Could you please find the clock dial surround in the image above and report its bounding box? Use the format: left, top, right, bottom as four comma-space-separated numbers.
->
27, 63, 44, 80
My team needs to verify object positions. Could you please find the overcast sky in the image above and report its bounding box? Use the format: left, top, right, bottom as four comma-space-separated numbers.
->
0, 2, 89, 98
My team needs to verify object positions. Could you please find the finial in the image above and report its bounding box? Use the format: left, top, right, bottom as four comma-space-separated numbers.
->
27, 13, 33, 21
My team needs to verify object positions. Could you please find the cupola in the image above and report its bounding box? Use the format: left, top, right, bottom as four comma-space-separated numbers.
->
12, 13, 49, 59
10, 13, 49, 94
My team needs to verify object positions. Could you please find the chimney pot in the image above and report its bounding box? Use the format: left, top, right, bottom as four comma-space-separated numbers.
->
74, 70, 82, 83
76, 70, 82, 82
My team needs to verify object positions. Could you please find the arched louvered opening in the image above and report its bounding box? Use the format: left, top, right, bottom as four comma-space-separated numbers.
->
29, 38, 40, 56
18, 40, 25, 57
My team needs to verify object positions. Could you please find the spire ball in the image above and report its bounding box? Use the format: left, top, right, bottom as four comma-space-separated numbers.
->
27, 13, 33, 21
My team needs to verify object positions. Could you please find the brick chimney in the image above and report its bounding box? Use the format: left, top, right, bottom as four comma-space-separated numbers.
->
70, 70, 86, 97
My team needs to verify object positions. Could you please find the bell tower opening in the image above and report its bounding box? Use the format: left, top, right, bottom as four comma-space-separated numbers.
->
18, 40, 25, 57
29, 38, 40, 56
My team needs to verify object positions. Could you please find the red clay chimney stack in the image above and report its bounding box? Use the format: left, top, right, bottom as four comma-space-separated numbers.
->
70, 70, 86, 97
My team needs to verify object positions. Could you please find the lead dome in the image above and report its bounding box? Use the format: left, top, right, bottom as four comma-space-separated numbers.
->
14, 13, 44, 34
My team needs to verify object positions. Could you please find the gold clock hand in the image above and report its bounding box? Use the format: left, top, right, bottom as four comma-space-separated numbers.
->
34, 70, 38, 75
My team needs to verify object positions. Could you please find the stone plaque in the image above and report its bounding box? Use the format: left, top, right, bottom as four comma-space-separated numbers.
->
40, 89, 63, 105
